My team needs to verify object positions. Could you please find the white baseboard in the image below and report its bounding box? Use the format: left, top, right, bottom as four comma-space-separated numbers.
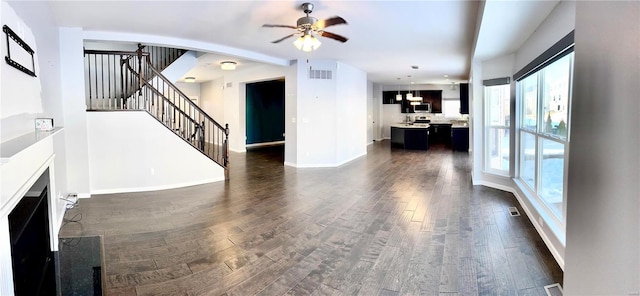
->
246, 141, 285, 148
77, 193, 91, 199
229, 148, 246, 153
291, 152, 367, 168
90, 178, 224, 195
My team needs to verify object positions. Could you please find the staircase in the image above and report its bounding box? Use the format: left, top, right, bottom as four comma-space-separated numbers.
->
83, 44, 229, 177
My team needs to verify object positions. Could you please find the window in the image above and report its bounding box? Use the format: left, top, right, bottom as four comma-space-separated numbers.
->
442, 99, 461, 118
484, 84, 510, 174
516, 51, 573, 222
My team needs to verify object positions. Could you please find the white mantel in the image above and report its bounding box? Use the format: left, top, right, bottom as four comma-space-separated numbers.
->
0, 128, 66, 296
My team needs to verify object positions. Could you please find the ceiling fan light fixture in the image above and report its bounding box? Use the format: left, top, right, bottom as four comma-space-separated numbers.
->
220, 61, 237, 70
294, 34, 321, 52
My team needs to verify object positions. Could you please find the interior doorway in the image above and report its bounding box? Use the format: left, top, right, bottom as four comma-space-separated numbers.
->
245, 79, 285, 163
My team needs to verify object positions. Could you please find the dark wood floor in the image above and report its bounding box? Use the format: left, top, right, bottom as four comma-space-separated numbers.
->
60, 141, 563, 295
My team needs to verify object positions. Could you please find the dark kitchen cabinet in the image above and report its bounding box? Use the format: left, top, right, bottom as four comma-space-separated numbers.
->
382, 90, 442, 113
429, 123, 451, 146
391, 126, 429, 150
382, 91, 398, 104
422, 90, 442, 113
459, 83, 469, 114
452, 127, 469, 151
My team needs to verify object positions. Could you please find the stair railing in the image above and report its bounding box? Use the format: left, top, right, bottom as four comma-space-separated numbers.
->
83, 47, 229, 173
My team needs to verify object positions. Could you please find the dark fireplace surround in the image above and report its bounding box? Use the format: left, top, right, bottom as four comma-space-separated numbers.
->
8, 169, 57, 295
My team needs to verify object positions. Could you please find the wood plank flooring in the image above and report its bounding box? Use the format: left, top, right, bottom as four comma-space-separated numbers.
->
59, 141, 563, 295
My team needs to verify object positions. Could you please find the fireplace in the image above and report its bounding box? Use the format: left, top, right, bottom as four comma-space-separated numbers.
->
8, 172, 57, 295
0, 126, 66, 295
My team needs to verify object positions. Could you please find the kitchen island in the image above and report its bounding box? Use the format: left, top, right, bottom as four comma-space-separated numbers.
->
390, 123, 430, 150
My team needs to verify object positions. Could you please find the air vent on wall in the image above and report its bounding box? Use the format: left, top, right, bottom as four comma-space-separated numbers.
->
309, 69, 333, 80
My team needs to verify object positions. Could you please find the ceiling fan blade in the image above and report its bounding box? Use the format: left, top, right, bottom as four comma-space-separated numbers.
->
320, 31, 348, 43
271, 33, 297, 44
317, 16, 347, 29
262, 24, 298, 29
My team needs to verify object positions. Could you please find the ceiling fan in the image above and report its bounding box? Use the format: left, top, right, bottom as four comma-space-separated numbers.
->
263, 2, 348, 51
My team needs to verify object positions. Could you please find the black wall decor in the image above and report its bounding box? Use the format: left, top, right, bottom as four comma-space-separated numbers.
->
3, 25, 37, 77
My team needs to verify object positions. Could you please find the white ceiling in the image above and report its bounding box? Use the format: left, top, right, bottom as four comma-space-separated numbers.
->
11, 1, 559, 85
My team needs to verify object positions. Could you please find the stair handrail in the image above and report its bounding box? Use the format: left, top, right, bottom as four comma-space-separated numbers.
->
123, 51, 229, 169
84, 47, 230, 172
140, 54, 227, 132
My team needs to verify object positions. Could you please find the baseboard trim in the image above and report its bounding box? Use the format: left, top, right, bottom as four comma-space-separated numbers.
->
245, 141, 285, 148
293, 152, 367, 168
90, 178, 224, 195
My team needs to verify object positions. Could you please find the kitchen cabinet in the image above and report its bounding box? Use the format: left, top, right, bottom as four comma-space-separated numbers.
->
382, 91, 398, 104
452, 126, 469, 151
429, 123, 451, 146
459, 83, 469, 114
382, 90, 442, 113
391, 125, 429, 150
421, 90, 442, 113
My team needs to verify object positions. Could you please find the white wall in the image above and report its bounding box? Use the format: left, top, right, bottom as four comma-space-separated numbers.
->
86, 111, 224, 194
200, 77, 224, 123
0, 2, 43, 137
366, 81, 374, 144
336, 62, 367, 164
161, 50, 197, 83
371, 83, 383, 141
174, 82, 201, 100
514, 1, 576, 72
284, 62, 298, 167
287, 59, 368, 167
295, 60, 338, 166
59, 28, 91, 198
563, 1, 639, 294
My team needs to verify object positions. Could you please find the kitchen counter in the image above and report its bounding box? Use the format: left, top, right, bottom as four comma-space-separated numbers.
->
390, 123, 430, 129
451, 122, 469, 128
390, 124, 429, 150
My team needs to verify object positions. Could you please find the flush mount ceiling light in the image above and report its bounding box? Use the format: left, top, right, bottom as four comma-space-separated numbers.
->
184, 77, 196, 83
220, 61, 237, 70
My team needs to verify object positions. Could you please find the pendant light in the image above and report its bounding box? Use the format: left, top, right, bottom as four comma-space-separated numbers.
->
395, 78, 402, 101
